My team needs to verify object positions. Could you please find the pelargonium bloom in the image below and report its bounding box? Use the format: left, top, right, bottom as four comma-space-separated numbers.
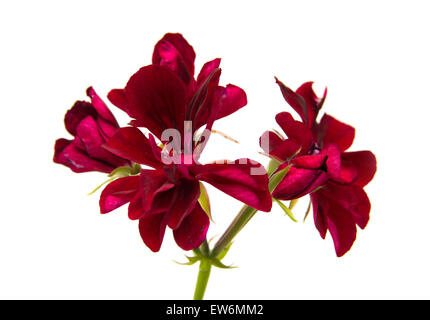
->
100, 127, 272, 252
261, 79, 376, 257
54, 87, 130, 173
99, 34, 271, 252
107, 33, 247, 156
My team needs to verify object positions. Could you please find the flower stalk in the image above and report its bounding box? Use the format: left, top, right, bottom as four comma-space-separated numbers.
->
192, 161, 287, 299
193, 258, 212, 300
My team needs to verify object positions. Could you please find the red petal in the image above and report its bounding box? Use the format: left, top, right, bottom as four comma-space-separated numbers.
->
320, 183, 371, 229
275, 112, 313, 154
124, 65, 187, 139
326, 199, 357, 257
259, 130, 283, 154
296, 82, 327, 126
53, 138, 72, 167
64, 101, 96, 136
188, 67, 221, 132
192, 159, 272, 212
76, 116, 126, 168
139, 169, 175, 214
128, 191, 144, 220
341, 151, 377, 187
275, 77, 309, 125
273, 157, 328, 200
173, 203, 210, 251
138, 213, 168, 252
213, 84, 248, 121
311, 192, 328, 239
167, 179, 200, 230
55, 139, 115, 173
107, 88, 130, 116
317, 114, 355, 152
99, 176, 140, 213
152, 33, 196, 85
196, 58, 221, 86
86, 87, 118, 126
103, 127, 162, 169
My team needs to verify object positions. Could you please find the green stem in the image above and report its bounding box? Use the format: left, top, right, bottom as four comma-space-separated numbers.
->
192, 160, 285, 299
193, 258, 212, 300
210, 205, 257, 258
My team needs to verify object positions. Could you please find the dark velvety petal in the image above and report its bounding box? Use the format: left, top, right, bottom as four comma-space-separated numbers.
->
291, 154, 327, 169
296, 82, 327, 126
272, 157, 328, 200
124, 65, 187, 139
197, 58, 221, 86
310, 192, 328, 239
275, 112, 313, 154
64, 101, 96, 136
317, 114, 355, 152
341, 151, 377, 187
86, 87, 118, 126
275, 77, 309, 125
103, 127, 162, 169
320, 183, 371, 229
173, 203, 210, 251
311, 190, 357, 257
270, 139, 302, 162
139, 169, 175, 214
212, 84, 248, 121
56, 140, 115, 173
99, 176, 140, 213
319, 143, 341, 180
192, 159, 272, 212
167, 179, 200, 230
152, 33, 196, 85
128, 191, 144, 220
76, 116, 127, 168
259, 130, 284, 155
53, 138, 73, 167
326, 199, 358, 257
138, 212, 168, 252
187, 67, 221, 132
107, 88, 131, 115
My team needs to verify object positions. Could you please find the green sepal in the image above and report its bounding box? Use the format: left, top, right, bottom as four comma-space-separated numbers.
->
267, 159, 281, 177
174, 255, 201, 266
216, 241, 233, 261
268, 165, 291, 193
198, 183, 213, 222
88, 164, 141, 196
274, 198, 298, 222
211, 258, 237, 269
303, 199, 312, 222
87, 177, 115, 196
289, 198, 298, 210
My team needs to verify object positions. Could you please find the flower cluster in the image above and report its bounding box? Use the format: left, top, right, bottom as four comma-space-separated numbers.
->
54, 33, 271, 252
54, 33, 376, 258
261, 79, 376, 256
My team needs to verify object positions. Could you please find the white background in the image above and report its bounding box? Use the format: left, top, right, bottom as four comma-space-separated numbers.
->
1, 0, 429, 299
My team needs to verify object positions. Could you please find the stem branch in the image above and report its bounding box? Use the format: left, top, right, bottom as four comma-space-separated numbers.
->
193, 258, 212, 300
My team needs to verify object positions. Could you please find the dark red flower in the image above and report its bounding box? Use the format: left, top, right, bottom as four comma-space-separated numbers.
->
54, 87, 130, 173
107, 33, 247, 157
261, 79, 376, 257
100, 127, 272, 252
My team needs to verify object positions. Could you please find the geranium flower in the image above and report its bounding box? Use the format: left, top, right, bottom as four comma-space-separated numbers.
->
107, 33, 247, 157
98, 34, 271, 252
99, 127, 272, 252
54, 87, 130, 173
261, 79, 376, 256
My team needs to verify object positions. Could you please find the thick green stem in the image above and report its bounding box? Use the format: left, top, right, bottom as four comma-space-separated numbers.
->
193, 258, 212, 300
210, 205, 257, 258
